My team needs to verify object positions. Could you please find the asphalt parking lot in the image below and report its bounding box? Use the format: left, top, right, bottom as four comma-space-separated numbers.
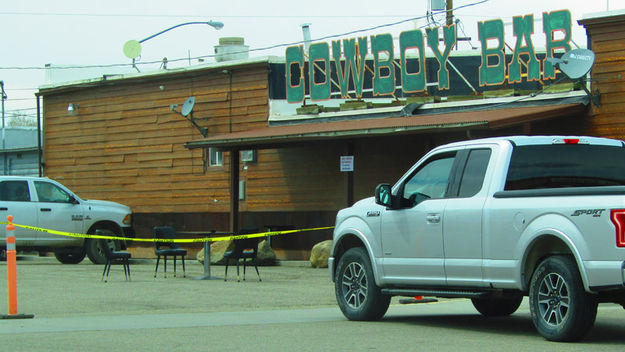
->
0, 255, 335, 318
2, 255, 625, 351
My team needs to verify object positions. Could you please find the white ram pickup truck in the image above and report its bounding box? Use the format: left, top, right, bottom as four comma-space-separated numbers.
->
330, 135, 625, 342
0, 176, 134, 264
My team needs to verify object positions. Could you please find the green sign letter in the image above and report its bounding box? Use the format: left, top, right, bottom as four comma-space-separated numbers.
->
543, 10, 572, 79
508, 15, 540, 83
332, 38, 368, 99
426, 25, 456, 90
371, 34, 395, 96
478, 19, 505, 86
285, 45, 305, 103
309, 42, 331, 101
400, 29, 426, 93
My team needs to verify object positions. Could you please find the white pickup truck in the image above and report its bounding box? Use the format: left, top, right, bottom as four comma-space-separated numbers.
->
330, 135, 625, 341
0, 176, 134, 264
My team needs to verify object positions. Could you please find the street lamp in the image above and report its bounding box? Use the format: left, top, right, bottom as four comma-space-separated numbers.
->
123, 20, 224, 71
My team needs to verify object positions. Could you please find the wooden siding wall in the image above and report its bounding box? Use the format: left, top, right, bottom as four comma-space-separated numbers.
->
42, 65, 269, 215
582, 16, 625, 139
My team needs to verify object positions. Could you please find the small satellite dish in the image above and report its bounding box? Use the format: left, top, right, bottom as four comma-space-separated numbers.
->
123, 40, 142, 60
547, 48, 595, 80
181, 96, 195, 117
547, 48, 600, 107
171, 96, 207, 137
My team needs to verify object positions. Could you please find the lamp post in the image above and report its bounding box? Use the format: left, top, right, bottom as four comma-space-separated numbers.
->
123, 20, 224, 71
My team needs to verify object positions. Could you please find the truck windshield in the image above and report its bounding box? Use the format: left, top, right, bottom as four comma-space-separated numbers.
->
505, 144, 625, 190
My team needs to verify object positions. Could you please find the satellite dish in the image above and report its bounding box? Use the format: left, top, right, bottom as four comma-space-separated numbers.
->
547, 48, 595, 80
181, 96, 195, 117
123, 40, 142, 59
547, 48, 600, 107
171, 96, 207, 137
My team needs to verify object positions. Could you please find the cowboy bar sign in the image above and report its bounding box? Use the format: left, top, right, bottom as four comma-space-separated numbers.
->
286, 10, 572, 103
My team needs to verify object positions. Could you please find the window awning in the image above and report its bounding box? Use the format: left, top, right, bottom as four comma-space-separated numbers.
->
185, 101, 588, 150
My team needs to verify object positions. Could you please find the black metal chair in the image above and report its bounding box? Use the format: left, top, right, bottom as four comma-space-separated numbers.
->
96, 231, 131, 283
224, 228, 261, 282
153, 226, 187, 278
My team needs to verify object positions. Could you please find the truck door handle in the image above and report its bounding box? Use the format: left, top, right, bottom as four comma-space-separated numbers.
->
0, 207, 7, 211
40, 208, 52, 212
426, 214, 441, 224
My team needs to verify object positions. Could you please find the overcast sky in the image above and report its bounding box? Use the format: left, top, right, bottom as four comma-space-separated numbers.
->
1, 0, 623, 120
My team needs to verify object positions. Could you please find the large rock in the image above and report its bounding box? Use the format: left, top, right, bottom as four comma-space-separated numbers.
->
257, 240, 276, 265
310, 240, 333, 268
197, 240, 233, 265
196, 239, 276, 266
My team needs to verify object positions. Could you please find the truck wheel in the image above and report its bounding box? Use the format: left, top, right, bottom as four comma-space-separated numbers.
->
529, 255, 598, 341
471, 294, 523, 316
54, 248, 86, 264
335, 247, 390, 321
85, 230, 119, 264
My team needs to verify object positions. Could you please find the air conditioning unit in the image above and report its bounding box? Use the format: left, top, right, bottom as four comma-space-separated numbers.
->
240, 150, 256, 163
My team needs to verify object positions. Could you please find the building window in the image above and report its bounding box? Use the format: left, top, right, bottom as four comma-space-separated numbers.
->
208, 148, 223, 167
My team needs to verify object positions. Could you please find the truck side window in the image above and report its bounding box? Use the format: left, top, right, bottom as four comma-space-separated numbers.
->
0, 181, 31, 202
35, 181, 72, 203
403, 153, 456, 201
505, 144, 625, 190
458, 149, 491, 198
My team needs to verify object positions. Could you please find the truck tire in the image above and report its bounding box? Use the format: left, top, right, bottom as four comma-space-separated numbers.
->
471, 294, 523, 316
54, 248, 86, 264
85, 229, 119, 264
335, 247, 390, 321
529, 255, 598, 342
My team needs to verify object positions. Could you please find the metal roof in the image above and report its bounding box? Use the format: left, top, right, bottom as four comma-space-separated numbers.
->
185, 101, 588, 150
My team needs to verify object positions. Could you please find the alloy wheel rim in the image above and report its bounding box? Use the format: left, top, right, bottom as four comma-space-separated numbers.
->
342, 262, 368, 309
537, 272, 570, 327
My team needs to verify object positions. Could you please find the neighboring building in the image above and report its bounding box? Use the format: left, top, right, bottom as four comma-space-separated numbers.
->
35, 10, 625, 259
0, 127, 39, 176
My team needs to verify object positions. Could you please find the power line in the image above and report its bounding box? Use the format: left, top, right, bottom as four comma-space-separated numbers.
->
5, 107, 37, 111
0, 12, 421, 19
0, 0, 488, 71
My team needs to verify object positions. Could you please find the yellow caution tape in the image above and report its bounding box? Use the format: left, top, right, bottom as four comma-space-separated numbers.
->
0, 221, 334, 243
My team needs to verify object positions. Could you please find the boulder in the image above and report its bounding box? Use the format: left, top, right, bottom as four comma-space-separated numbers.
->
257, 240, 276, 265
197, 240, 233, 265
196, 239, 276, 266
310, 240, 333, 268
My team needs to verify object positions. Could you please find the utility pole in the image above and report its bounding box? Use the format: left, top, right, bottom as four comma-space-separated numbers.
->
446, 0, 454, 26
1, 81, 6, 175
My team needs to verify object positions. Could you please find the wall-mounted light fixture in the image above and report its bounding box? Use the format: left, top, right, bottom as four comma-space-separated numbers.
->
67, 103, 79, 116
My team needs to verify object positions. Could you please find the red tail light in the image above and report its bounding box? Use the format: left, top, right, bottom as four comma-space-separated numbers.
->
610, 209, 625, 247
563, 138, 580, 144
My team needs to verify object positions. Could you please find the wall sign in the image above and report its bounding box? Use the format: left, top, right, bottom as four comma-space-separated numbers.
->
286, 10, 572, 103
340, 156, 354, 172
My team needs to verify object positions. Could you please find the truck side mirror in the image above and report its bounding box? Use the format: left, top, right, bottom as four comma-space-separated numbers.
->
375, 183, 393, 208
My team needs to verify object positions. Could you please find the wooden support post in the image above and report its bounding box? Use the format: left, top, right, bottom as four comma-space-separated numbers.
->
229, 149, 240, 235
346, 143, 354, 207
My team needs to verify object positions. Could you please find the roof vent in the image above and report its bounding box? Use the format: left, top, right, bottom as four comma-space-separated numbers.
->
214, 37, 249, 62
